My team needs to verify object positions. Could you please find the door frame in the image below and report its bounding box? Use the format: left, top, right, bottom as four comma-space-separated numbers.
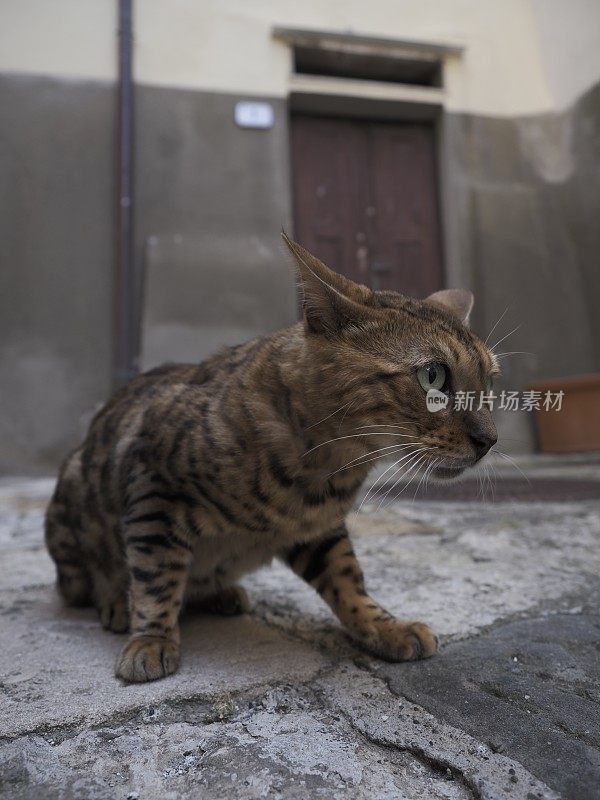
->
275, 26, 465, 296
289, 112, 444, 297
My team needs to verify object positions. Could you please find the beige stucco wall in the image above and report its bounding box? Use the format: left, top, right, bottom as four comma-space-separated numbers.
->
532, 0, 600, 109
0, 0, 116, 83
1, 0, 600, 116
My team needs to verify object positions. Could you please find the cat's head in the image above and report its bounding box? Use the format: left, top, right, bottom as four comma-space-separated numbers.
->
284, 234, 499, 481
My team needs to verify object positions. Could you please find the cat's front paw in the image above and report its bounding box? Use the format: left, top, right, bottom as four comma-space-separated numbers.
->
361, 620, 438, 662
115, 635, 180, 682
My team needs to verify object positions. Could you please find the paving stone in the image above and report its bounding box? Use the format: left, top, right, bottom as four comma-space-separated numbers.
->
318, 664, 559, 800
0, 587, 330, 740
0, 687, 476, 800
378, 614, 600, 799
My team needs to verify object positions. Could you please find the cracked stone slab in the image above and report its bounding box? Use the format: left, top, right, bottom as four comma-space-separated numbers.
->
0, 668, 561, 800
1, 685, 475, 800
0, 588, 329, 740
375, 614, 600, 800
317, 664, 559, 800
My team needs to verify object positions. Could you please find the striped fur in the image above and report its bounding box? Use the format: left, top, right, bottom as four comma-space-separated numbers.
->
45, 235, 496, 682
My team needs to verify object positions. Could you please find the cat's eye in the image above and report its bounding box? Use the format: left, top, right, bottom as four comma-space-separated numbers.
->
417, 362, 447, 393
486, 377, 494, 393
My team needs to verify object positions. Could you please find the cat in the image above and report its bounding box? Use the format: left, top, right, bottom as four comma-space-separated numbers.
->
45, 234, 498, 682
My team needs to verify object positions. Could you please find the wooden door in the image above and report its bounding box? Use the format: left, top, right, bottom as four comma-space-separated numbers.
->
291, 114, 443, 298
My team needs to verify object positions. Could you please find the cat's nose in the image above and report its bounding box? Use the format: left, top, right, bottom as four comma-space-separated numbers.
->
468, 426, 497, 459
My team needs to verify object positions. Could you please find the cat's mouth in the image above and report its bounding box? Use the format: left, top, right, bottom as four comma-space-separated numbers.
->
432, 463, 469, 481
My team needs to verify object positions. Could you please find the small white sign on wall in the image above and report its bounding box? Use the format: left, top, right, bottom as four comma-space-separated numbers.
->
234, 101, 274, 129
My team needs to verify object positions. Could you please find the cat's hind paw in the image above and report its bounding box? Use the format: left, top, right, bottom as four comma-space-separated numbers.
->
115, 635, 180, 682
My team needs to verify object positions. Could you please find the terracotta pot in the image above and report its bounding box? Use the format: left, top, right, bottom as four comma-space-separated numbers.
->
530, 373, 600, 453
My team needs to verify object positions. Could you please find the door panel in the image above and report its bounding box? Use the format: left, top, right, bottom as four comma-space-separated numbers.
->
291, 114, 443, 298
368, 124, 442, 295
290, 116, 369, 282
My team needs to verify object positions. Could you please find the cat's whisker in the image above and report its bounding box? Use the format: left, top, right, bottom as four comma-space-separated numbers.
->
354, 423, 420, 433
479, 463, 488, 502
356, 459, 399, 512
490, 448, 531, 485
351, 426, 416, 440
332, 447, 418, 477
376, 467, 407, 510
358, 448, 422, 512
375, 449, 433, 509
423, 458, 440, 497
495, 435, 529, 444
489, 460, 499, 502
303, 431, 418, 458
338, 398, 360, 431
485, 460, 493, 502
400, 457, 431, 502
386, 453, 431, 506
412, 457, 437, 501
489, 323, 522, 353
377, 449, 431, 502
411, 458, 431, 500
327, 442, 423, 478
419, 462, 432, 499
482, 461, 491, 503
430, 458, 442, 491
494, 351, 534, 359
427, 458, 441, 490
306, 399, 355, 429
357, 447, 427, 512
484, 305, 510, 345
479, 462, 489, 503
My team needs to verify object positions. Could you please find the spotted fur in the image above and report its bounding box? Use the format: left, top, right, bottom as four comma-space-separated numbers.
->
45, 235, 497, 682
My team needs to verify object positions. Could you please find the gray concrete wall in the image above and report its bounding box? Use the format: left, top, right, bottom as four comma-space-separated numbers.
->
442, 80, 600, 449
0, 79, 296, 473
134, 87, 296, 370
0, 74, 114, 474
1, 71, 599, 471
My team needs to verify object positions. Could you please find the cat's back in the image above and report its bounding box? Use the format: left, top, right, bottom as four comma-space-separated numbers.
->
83, 332, 286, 452
86, 361, 204, 441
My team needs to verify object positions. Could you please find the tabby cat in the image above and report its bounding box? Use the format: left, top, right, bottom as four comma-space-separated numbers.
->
45, 234, 498, 682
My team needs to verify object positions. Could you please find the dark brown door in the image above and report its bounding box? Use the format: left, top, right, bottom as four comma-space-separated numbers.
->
291, 114, 443, 297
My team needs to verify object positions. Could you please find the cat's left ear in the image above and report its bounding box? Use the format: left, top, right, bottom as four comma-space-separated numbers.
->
425, 289, 474, 326
282, 232, 375, 335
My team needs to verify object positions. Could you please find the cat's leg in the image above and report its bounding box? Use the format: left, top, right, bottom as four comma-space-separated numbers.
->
115, 505, 194, 682
184, 567, 250, 616
86, 521, 130, 634
45, 450, 92, 608
189, 585, 250, 616
283, 525, 438, 661
97, 580, 130, 633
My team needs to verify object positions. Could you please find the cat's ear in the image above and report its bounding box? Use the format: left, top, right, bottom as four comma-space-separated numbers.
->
282, 233, 374, 335
425, 288, 474, 326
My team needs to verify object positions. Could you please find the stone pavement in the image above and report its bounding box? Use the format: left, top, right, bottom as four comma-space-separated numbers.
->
0, 457, 599, 800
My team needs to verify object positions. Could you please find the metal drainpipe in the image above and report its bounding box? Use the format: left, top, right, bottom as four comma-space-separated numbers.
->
115, 0, 135, 388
